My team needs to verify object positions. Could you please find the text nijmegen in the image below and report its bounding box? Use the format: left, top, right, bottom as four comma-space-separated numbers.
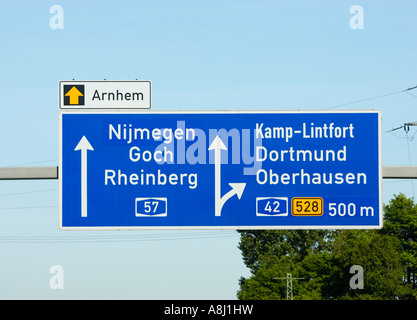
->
109, 123, 196, 144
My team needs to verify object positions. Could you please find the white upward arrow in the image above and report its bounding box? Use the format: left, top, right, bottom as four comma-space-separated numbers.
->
208, 136, 246, 217
74, 136, 94, 218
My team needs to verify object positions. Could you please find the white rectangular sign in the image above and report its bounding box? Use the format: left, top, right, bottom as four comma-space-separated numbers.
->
59, 80, 151, 109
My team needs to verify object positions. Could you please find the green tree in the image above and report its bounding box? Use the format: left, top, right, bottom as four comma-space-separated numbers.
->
328, 230, 405, 299
237, 255, 291, 300
237, 230, 335, 300
380, 193, 417, 299
238, 230, 335, 273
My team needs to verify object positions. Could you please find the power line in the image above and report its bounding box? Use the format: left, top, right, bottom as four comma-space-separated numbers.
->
0, 205, 57, 210
384, 179, 416, 184
3, 158, 58, 167
405, 91, 417, 98
384, 125, 405, 134
327, 84, 417, 109
384, 121, 417, 142
0, 188, 57, 197
0, 231, 239, 244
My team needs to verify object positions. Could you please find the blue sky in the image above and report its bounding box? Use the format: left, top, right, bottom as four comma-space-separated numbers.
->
0, 1, 417, 299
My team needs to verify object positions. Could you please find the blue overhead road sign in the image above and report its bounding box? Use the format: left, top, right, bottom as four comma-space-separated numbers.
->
59, 110, 382, 230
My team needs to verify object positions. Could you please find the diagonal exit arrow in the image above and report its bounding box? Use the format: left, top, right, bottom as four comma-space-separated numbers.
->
74, 136, 94, 218
219, 183, 246, 211
208, 135, 246, 217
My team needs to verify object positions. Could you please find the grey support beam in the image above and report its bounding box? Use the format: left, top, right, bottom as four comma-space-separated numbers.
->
0, 166, 416, 180
0, 166, 58, 180
382, 166, 417, 179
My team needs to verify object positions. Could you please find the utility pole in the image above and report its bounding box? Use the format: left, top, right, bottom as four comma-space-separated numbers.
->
274, 274, 305, 300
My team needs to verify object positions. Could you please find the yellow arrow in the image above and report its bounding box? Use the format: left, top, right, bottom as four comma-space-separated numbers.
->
65, 86, 83, 105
